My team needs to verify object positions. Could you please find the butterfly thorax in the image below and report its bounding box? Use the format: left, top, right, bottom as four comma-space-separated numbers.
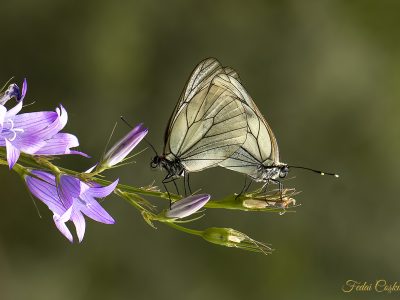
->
151, 154, 185, 179
254, 163, 289, 182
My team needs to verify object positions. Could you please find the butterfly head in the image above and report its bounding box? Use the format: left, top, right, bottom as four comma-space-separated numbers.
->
258, 163, 289, 181
151, 155, 163, 169
278, 164, 289, 179
150, 155, 185, 178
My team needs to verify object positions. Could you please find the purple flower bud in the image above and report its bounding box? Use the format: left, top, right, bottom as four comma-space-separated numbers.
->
101, 123, 148, 168
0, 79, 27, 105
166, 194, 211, 219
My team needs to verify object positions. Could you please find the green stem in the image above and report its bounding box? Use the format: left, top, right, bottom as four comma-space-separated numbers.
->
165, 221, 202, 236
0, 150, 295, 213
0, 148, 179, 200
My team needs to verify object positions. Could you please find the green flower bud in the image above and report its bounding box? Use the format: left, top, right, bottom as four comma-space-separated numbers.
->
201, 227, 272, 254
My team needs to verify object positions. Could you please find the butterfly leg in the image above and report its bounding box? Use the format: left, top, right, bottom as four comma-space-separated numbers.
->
183, 173, 188, 196
260, 181, 269, 194
244, 177, 252, 194
235, 176, 246, 200
236, 176, 251, 200
162, 179, 172, 209
162, 174, 180, 209
172, 179, 180, 196
187, 172, 193, 194
269, 179, 284, 200
278, 181, 283, 200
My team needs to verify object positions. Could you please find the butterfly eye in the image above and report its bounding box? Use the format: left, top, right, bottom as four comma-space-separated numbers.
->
150, 156, 160, 168
279, 166, 289, 178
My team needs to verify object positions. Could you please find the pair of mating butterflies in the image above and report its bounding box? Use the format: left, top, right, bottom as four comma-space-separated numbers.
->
151, 58, 337, 193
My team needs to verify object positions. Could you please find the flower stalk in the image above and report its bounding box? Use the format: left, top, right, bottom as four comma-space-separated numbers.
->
1, 147, 296, 213
0, 78, 301, 254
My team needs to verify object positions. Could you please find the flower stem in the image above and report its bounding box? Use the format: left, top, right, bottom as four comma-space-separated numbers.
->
165, 221, 202, 236
0, 149, 296, 213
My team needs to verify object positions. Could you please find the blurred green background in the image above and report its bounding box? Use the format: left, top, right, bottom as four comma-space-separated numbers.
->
1, 1, 399, 299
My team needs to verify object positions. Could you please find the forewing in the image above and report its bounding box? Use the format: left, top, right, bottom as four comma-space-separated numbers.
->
164, 58, 224, 151
166, 75, 248, 172
223, 67, 241, 81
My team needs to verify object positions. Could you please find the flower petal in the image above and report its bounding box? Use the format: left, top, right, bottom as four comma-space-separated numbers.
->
85, 179, 119, 199
12, 111, 58, 134
77, 193, 115, 224
0, 105, 6, 127
29, 170, 56, 184
5, 101, 23, 119
71, 210, 86, 243
57, 175, 80, 208
79, 181, 92, 196
53, 210, 73, 243
56, 104, 68, 129
26, 171, 66, 216
58, 205, 73, 222
13, 111, 62, 142
33, 133, 88, 157
68, 150, 90, 157
166, 194, 211, 219
5, 139, 20, 169
13, 105, 68, 145
20, 79, 27, 102
13, 136, 46, 154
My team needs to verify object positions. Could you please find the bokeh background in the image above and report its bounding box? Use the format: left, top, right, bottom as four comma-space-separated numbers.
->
1, 1, 399, 299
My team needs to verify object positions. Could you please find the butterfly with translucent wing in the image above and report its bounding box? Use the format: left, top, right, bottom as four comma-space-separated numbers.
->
217, 60, 339, 191
150, 58, 249, 195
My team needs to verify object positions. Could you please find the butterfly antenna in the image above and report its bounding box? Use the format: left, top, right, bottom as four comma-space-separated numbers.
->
120, 116, 158, 156
288, 165, 339, 178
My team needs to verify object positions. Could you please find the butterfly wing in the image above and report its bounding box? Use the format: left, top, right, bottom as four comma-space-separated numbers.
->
164, 73, 248, 172
223, 67, 241, 81
164, 58, 224, 152
217, 68, 280, 179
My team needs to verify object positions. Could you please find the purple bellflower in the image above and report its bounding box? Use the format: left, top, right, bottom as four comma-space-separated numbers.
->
99, 123, 148, 170
0, 80, 86, 169
166, 194, 211, 219
26, 170, 118, 242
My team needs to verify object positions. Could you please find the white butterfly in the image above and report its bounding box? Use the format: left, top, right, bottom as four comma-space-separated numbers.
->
215, 69, 288, 187
218, 65, 338, 187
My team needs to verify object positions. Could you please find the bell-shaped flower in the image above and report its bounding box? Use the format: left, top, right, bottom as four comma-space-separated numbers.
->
166, 194, 210, 219
25, 170, 118, 242
0, 79, 87, 169
98, 123, 148, 170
